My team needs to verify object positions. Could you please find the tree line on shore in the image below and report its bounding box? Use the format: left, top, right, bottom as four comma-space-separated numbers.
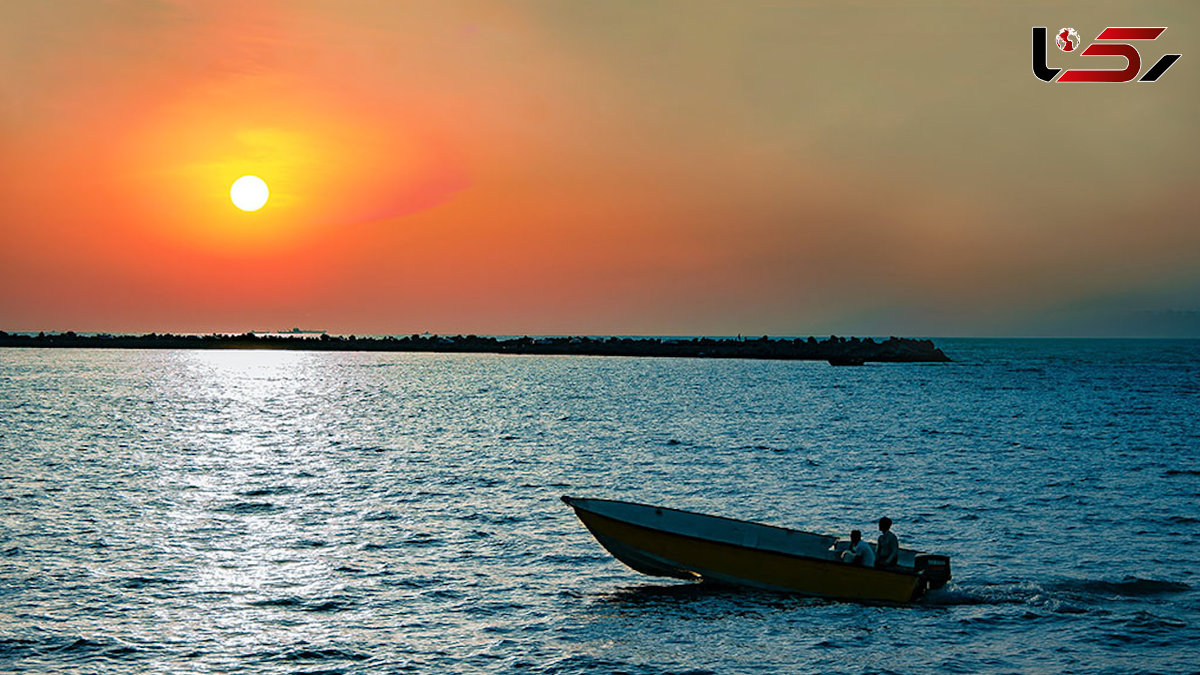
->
0, 331, 950, 364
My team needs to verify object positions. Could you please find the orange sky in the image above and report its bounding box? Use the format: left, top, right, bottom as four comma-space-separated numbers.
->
2, 1, 1198, 336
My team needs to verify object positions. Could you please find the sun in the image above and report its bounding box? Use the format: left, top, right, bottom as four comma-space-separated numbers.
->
230, 175, 270, 212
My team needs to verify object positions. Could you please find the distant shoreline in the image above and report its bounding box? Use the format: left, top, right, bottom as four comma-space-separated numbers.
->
0, 331, 950, 365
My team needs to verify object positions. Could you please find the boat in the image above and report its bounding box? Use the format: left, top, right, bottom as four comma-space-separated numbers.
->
562, 496, 951, 603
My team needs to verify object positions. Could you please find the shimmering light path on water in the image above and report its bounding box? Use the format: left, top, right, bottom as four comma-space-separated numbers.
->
1, 340, 1198, 673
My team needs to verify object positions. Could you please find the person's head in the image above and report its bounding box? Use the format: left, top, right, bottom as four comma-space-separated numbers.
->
878, 517, 892, 533
850, 529, 862, 544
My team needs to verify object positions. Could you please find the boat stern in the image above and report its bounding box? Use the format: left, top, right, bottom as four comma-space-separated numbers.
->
915, 554, 952, 590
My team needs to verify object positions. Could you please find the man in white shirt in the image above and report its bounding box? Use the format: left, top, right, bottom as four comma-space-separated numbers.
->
841, 529, 875, 567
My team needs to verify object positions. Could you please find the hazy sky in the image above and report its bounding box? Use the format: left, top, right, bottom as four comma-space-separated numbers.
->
1, 1, 1197, 336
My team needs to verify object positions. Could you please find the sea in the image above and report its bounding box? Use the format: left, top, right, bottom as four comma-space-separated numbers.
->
1, 339, 1197, 674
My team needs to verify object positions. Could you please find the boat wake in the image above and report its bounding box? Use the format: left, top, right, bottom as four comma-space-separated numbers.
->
923, 576, 1191, 610
591, 576, 1190, 615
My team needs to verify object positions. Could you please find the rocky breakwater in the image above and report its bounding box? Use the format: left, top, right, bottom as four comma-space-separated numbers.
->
0, 331, 950, 364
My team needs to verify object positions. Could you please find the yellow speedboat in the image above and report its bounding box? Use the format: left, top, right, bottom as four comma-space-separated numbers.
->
562, 496, 951, 603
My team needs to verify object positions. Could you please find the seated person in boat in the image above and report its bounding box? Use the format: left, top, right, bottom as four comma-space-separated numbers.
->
841, 529, 875, 566
875, 516, 899, 568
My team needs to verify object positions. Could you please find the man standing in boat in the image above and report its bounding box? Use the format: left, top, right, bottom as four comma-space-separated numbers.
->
842, 529, 875, 566
876, 517, 899, 568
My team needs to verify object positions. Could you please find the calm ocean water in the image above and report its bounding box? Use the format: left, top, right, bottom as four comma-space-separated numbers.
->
1, 339, 1198, 674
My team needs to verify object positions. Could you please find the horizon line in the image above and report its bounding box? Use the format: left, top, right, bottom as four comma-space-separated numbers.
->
3, 329, 1199, 341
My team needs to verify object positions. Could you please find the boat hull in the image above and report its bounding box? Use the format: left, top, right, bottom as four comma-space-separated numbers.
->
564, 497, 930, 604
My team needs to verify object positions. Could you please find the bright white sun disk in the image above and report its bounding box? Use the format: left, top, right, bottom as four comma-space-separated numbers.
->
231, 175, 269, 211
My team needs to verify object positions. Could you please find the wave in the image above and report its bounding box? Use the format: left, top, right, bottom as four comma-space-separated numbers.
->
532, 653, 717, 675
118, 576, 184, 589
741, 444, 788, 452
1166, 515, 1200, 525
212, 501, 284, 514
595, 582, 823, 613
248, 596, 358, 612
1054, 577, 1190, 597
347, 445, 393, 453
253, 646, 371, 664
0, 634, 160, 662
291, 538, 328, 548
237, 485, 298, 497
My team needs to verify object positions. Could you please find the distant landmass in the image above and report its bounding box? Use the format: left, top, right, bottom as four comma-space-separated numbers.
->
0, 331, 950, 365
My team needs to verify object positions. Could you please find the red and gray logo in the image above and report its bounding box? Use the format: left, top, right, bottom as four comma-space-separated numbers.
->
1033, 26, 1181, 82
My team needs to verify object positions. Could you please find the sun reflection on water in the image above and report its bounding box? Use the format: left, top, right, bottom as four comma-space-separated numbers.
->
179, 348, 316, 397
155, 349, 356, 649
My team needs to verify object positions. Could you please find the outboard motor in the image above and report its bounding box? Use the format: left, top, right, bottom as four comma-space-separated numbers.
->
914, 554, 952, 590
